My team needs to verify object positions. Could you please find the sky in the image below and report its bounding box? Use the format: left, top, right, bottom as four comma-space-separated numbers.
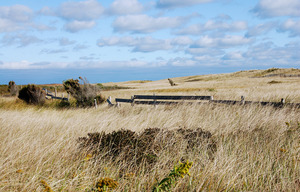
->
0, 0, 299, 84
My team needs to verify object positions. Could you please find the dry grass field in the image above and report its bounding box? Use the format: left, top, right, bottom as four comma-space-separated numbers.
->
0, 68, 300, 191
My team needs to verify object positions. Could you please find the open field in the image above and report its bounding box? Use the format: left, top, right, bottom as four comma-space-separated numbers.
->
0, 68, 300, 191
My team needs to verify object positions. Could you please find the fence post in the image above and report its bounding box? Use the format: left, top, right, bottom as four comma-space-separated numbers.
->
67, 93, 70, 102
153, 93, 157, 107
281, 98, 285, 104
94, 99, 97, 109
210, 96, 213, 101
45, 89, 48, 95
241, 96, 245, 105
55, 88, 57, 97
131, 96, 134, 106
62, 93, 64, 99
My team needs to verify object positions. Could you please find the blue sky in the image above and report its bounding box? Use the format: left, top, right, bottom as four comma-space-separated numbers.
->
0, 0, 299, 84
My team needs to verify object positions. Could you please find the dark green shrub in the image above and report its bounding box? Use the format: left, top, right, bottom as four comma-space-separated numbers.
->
78, 128, 216, 169
63, 79, 80, 95
63, 77, 105, 107
8, 81, 18, 96
18, 84, 46, 105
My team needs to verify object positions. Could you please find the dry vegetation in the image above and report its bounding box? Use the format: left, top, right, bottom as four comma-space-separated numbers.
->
0, 68, 300, 191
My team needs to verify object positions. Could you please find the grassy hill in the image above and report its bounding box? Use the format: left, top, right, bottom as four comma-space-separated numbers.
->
0, 68, 299, 191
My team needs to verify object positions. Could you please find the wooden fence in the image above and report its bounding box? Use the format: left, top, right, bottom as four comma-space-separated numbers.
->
115, 95, 212, 106
111, 94, 300, 108
43, 88, 69, 101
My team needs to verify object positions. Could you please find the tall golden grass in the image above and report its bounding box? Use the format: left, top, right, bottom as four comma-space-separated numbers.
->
0, 68, 299, 191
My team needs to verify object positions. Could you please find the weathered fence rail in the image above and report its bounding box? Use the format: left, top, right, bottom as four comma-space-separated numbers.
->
112, 94, 300, 108
133, 95, 212, 100
114, 94, 212, 107
43, 88, 69, 101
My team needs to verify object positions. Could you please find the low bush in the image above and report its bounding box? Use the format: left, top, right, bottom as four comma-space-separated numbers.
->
63, 77, 105, 107
18, 84, 46, 105
78, 128, 216, 169
8, 81, 18, 96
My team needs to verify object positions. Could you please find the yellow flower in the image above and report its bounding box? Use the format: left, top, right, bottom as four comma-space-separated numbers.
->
84, 153, 93, 161
95, 177, 118, 191
40, 180, 54, 192
16, 169, 24, 173
280, 148, 287, 153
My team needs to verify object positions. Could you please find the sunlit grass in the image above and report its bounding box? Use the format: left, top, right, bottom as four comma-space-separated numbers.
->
1, 68, 300, 191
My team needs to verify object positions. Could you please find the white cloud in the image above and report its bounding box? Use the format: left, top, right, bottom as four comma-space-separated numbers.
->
39, 6, 55, 16
177, 20, 247, 35
59, 0, 104, 20
278, 19, 300, 37
98, 36, 136, 46
113, 14, 186, 33
245, 22, 276, 37
0, 5, 33, 22
222, 52, 244, 60
213, 14, 232, 21
98, 35, 252, 53
0, 59, 167, 69
243, 42, 300, 66
64, 20, 96, 33
133, 37, 172, 52
0, 19, 22, 32
1, 34, 43, 47
171, 36, 193, 46
168, 57, 197, 66
157, 0, 214, 9
73, 44, 89, 51
0, 60, 70, 69
98, 36, 173, 52
193, 35, 252, 48
39, 0, 103, 32
41, 49, 68, 54
59, 38, 76, 46
253, 0, 300, 17
186, 47, 225, 56
0, 5, 36, 32
108, 0, 144, 15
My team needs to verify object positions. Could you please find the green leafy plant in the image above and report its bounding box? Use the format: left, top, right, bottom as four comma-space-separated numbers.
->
152, 160, 193, 192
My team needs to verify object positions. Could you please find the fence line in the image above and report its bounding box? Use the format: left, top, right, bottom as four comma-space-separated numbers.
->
43, 88, 69, 101
112, 94, 300, 108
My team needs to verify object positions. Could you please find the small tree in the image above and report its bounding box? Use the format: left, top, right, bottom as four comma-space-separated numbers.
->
18, 84, 46, 105
8, 81, 18, 96
63, 77, 105, 107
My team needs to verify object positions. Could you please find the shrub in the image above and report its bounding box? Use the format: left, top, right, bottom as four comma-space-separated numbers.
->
78, 128, 216, 169
168, 78, 176, 86
8, 81, 18, 96
18, 84, 46, 105
63, 77, 105, 107
63, 79, 80, 95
